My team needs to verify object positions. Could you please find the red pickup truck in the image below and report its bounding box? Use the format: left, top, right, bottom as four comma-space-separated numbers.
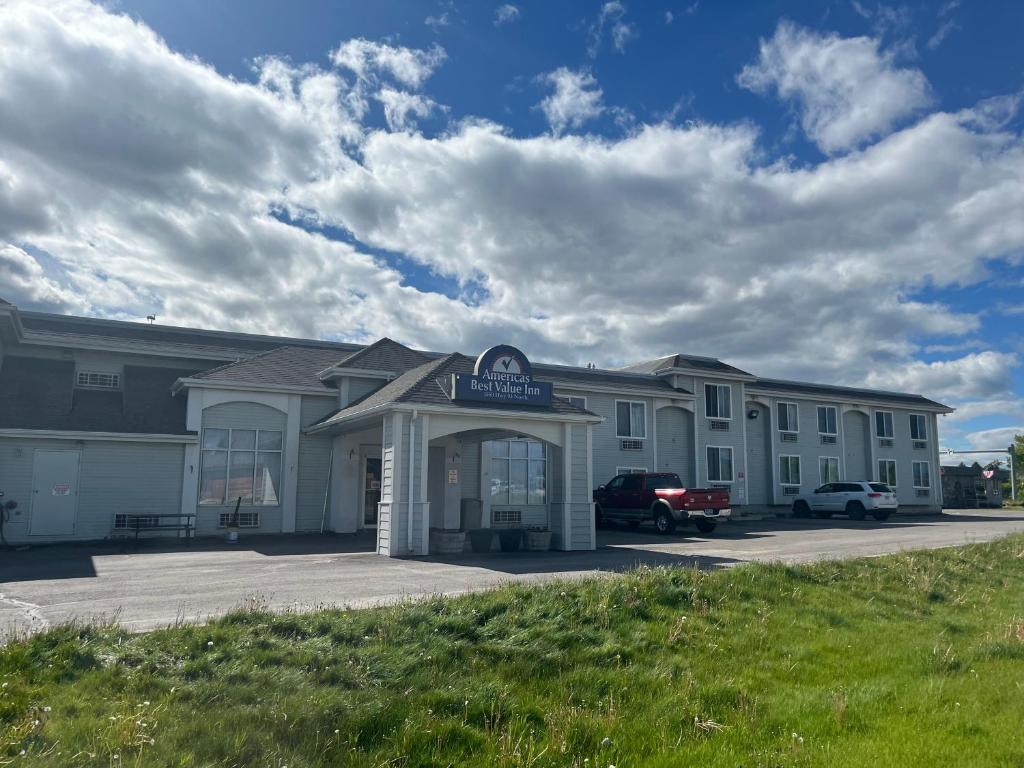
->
593, 472, 731, 534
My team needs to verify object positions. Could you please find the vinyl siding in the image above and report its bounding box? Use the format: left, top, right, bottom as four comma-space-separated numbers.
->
655, 406, 693, 484
0, 437, 184, 543
569, 423, 592, 549
294, 397, 336, 532
565, 391, 655, 484
744, 401, 772, 504
695, 378, 746, 491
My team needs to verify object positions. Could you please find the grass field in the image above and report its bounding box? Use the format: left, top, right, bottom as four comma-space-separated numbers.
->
2, 536, 1023, 767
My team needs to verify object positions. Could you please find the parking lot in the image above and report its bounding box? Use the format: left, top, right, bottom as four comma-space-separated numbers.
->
3, 509, 1023, 641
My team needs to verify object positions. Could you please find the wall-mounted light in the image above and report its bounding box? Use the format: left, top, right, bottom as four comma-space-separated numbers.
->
747, 409, 759, 419
349, 449, 357, 460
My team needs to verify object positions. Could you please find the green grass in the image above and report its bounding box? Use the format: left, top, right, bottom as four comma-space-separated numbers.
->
3, 537, 1024, 767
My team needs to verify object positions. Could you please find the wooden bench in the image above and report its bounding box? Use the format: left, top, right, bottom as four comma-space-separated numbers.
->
118, 513, 196, 544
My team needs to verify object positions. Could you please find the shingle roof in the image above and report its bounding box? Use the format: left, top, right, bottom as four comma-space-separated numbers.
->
311, 353, 597, 430
532, 362, 690, 394
748, 377, 951, 410
188, 346, 351, 390
0, 357, 198, 434
332, 337, 431, 374
616, 353, 753, 377
19, 311, 362, 356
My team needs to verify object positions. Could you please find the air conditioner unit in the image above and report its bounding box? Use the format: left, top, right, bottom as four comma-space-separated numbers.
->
620, 439, 642, 451
709, 420, 729, 431
820, 435, 837, 445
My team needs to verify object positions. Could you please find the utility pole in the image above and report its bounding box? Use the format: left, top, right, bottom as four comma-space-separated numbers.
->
1010, 443, 1017, 503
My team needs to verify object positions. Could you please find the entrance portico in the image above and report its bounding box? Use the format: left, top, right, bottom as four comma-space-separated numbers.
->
307, 347, 601, 556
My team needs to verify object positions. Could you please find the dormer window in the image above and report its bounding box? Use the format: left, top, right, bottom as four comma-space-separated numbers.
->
76, 370, 121, 389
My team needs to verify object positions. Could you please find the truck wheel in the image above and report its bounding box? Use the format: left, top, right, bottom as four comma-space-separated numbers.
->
654, 508, 676, 535
846, 501, 867, 521
694, 518, 716, 534
792, 500, 811, 518
871, 510, 890, 521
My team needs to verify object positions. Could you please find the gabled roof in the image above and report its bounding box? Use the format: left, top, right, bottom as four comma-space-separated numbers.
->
329, 337, 431, 375
184, 346, 352, 391
616, 353, 753, 378
310, 353, 597, 431
748, 377, 952, 411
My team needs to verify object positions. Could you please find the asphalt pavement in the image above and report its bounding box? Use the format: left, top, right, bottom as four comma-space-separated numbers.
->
2, 509, 1023, 641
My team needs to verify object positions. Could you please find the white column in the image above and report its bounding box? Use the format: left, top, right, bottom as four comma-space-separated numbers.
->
587, 422, 595, 550
419, 413, 430, 555
281, 394, 301, 533
562, 422, 572, 551
179, 388, 204, 525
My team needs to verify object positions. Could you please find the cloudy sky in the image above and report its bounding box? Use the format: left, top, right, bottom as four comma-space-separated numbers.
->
0, 0, 1022, 457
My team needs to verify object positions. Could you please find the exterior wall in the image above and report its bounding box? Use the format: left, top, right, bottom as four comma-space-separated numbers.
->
869, 406, 940, 509
655, 406, 694, 484
767, 398, 846, 504
556, 390, 656, 484
694, 377, 747, 502
0, 437, 185, 543
294, 397, 336, 532
196, 400, 287, 536
842, 409, 871, 482
744, 401, 772, 505
569, 422, 592, 550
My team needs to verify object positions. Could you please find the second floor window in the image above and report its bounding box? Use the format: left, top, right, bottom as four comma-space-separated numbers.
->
778, 402, 799, 432
910, 414, 927, 441
875, 411, 894, 439
817, 406, 838, 435
705, 384, 732, 419
616, 400, 647, 438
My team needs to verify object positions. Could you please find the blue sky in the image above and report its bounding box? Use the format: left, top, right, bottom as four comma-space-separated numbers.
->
0, 0, 1022, 457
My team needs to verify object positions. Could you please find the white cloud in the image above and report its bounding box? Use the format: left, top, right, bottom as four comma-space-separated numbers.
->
375, 88, 442, 132
331, 38, 446, 90
424, 12, 450, 30
494, 4, 520, 26
537, 68, 604, 135
864, 351, 1018, 401
966, 426, 1024, 451
738, 21, 932, 154
588, 1, 637, 58
927, 18, 958, 50
0, 245, 89, 314
0, 0, 1023, 435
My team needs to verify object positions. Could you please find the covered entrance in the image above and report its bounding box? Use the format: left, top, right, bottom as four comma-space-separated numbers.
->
306, 345, 602, 556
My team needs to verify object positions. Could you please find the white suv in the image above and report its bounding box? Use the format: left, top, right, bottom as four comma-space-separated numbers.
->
792, 481, 898, 521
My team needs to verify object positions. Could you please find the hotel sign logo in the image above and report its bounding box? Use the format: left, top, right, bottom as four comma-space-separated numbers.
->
452, 345, 553, 407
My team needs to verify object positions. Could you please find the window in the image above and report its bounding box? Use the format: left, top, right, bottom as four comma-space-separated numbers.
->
777, 402, 799, 432
878, 459, 897, 487
818, 456, 840, 484
615, 400, 647, 438
76, 370, 121, 389
490, 439, 546, 505
910, 414, 927, 441
557, 393, 587, 410
875, 411, 894, 439
912, 461, 931, 489
817, 406, 838, 435
704, 384, 732, 419
616, 466, 648, 475
199, 428, 282, 506
706, 446, 734, 482
780, 455, 801, 486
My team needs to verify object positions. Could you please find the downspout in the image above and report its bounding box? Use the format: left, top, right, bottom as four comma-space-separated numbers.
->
408, 409, 418, 554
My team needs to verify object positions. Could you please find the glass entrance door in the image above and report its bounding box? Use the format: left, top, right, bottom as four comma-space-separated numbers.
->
363, 457, 382, 526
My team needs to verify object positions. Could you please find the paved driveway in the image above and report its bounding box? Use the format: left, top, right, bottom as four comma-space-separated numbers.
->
2, 510, 1023, 640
